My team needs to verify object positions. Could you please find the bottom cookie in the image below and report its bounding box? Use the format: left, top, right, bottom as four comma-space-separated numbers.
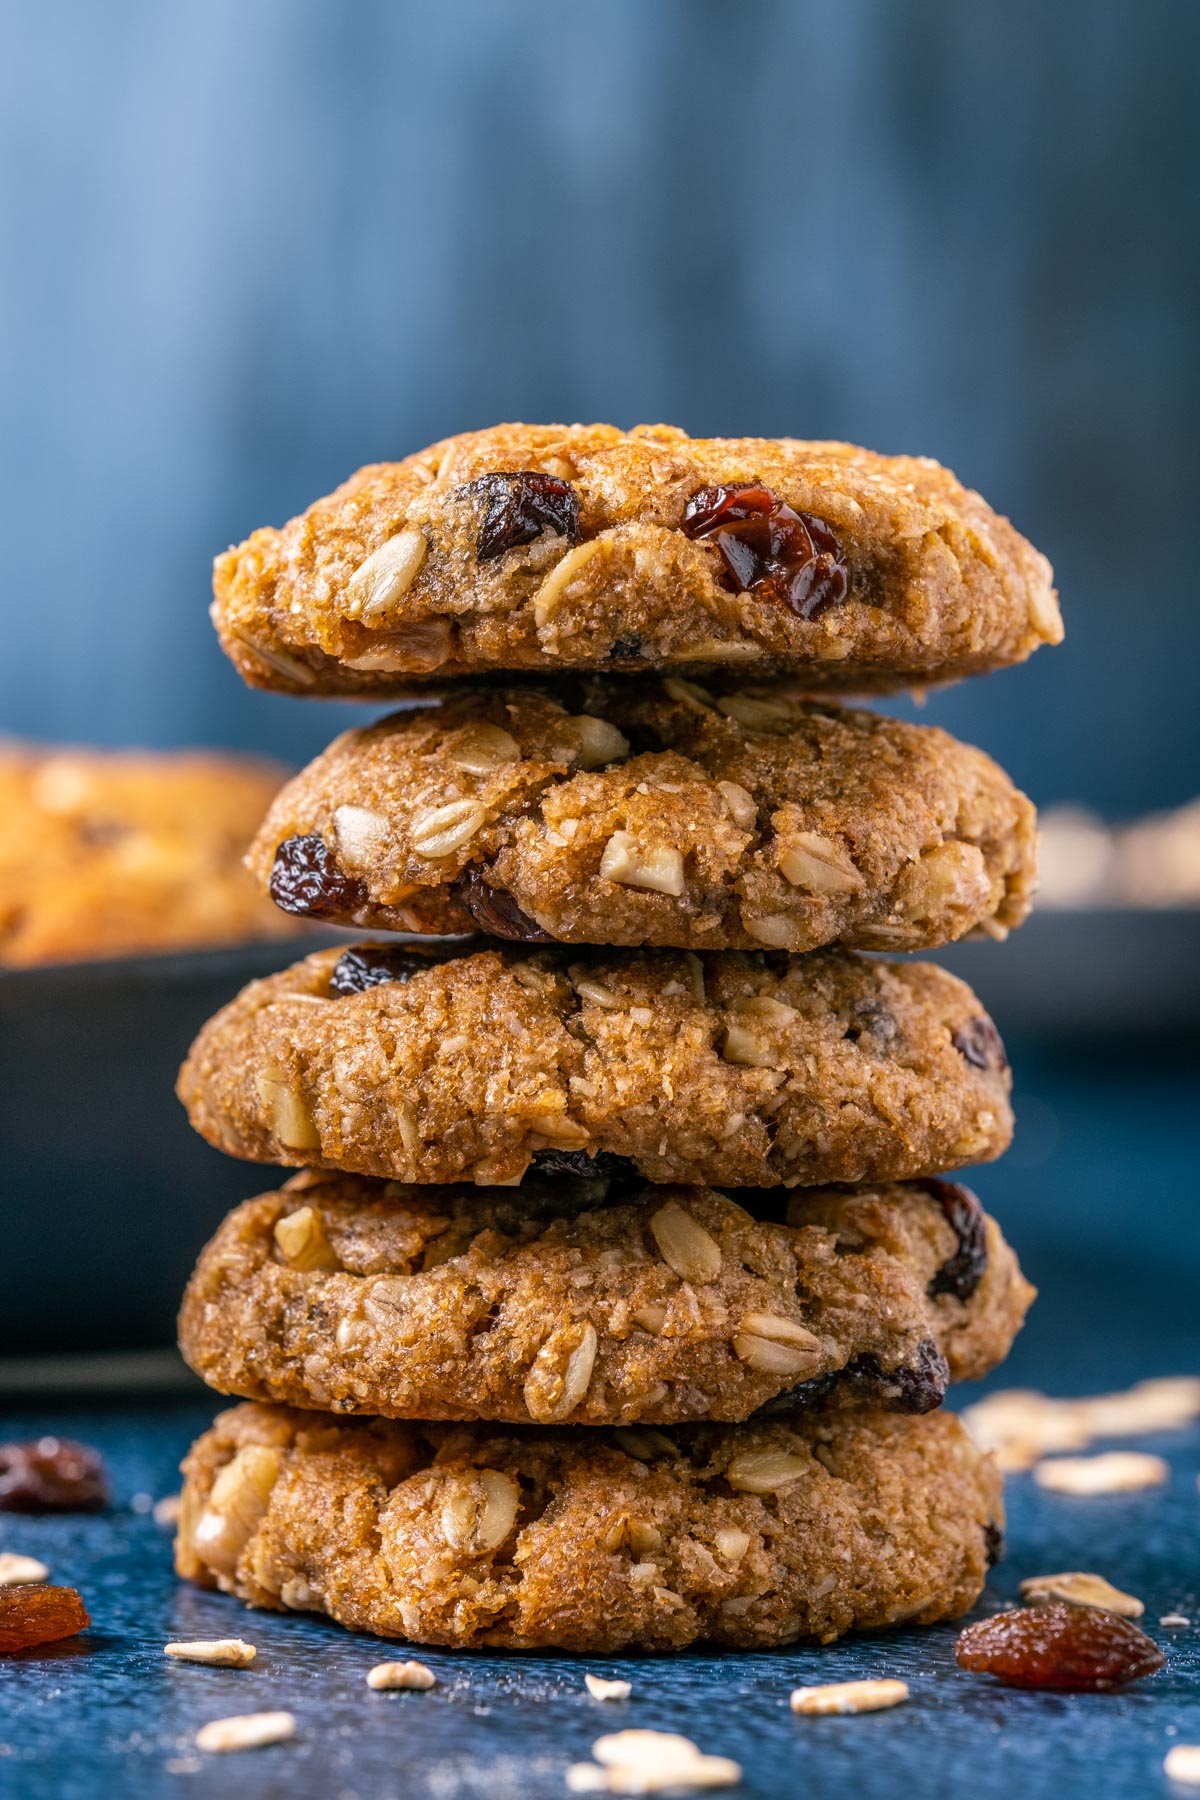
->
176, 1402, 1002, 1653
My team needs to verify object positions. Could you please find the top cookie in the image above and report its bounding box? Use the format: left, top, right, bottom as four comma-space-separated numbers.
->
213, 424, 1061, 694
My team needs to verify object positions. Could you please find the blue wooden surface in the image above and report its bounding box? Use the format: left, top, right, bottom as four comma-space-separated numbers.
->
0, 1395, 1196, 1800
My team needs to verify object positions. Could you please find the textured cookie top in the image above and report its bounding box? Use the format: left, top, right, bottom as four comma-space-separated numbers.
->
213, 423, 1061, 694
180, 1169, 1033, 1426
0, 742, 301, 967
177, 1400, 1003, 1653
251, 679, 1037, 952
176, 941, 1013, 1188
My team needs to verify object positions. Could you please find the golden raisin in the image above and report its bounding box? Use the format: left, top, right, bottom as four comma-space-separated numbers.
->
0, 1585, 91, 1653
955, 1603, 1165, 1691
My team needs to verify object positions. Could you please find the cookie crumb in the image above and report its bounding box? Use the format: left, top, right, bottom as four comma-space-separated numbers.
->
1019, 1572, 1143, 1617
1165, 1746, 1200, 1787
567, 1729, 740, 1793
165, 1639, 256, 1667
585, 1673, 632, 1702
195, 1711, 295, 1753
790, 1678, 909, 1716
1161, 1614, 1191, 1628
0, 1553, 49, 1587
366, 1660, 436, 1691
1033, 1452, 1168, 1494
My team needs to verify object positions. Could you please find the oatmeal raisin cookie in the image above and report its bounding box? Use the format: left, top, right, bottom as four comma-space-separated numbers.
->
179, 1169, 1032, 1425
176, 942, 1013, 1188
250, 679, 1036, 952
213, 423, 1060, 695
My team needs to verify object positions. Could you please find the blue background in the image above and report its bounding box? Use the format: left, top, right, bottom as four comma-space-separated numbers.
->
1, 0, 1197, 816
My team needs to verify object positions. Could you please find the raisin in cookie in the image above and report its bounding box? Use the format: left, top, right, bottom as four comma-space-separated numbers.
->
0, 743, 302, 967
179, 1169, 1033, 1425
176, 1401, 1003, 1652
213, 423, 1061, 696
250, 679, 1036, 952
176, 942, 1012, 1188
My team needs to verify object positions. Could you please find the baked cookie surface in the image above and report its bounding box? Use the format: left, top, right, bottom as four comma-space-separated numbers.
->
179, 1169, 1033, 1425
176, 1401, 1002, 1652
250, 679, 1037, 953
176, 942, 1012, 1188
213, 423, 1060, 695
0, 742, 301, 966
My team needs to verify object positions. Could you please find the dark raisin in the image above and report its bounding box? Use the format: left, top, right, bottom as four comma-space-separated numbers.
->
0, 1439, 108, 1513
752, 1368, 841, 1414
681, 482, 849, 621
530, 1148, 640, 1185
269, 835, 366, 920
329, 944, 445, 996
984, 1521, 1005, 1569
920, 1177, 989, 1302
76, 818, 128, 847
843, 999, 898, 1051
453, 868, 555, 942
607, 632, 644, 664
955, 1605, 1165, 1692
0, 1586, 91, 1653
467, 471, 579, 562
753, 1340, 948, 1418
952, 1015, 1007, 1071
878, 1338, 951, 1411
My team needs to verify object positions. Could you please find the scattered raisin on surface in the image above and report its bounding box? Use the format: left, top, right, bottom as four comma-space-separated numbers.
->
952, 1015, 1007, 1071
681, 483, 849, 620
329, 944, 446, 996
467, 471, 580, 562
0, 1586, 91, 1654
453, 868, 554, 942
269, 835, 366, 919
955, 1604, 1166, 1691
920, 1177, 989, 1302
0, 1438, 108, 1513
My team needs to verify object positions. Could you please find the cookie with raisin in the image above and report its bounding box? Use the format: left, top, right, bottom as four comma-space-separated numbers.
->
179, 1169, 1033, 1425
212, 423, 1060, 695
249, 678, 1037, 952
176, 942, 1013, 1189
176, 1401, 1003, 1652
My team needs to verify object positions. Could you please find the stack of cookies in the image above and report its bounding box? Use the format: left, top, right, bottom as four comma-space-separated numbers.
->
173, 424, 1060, 1655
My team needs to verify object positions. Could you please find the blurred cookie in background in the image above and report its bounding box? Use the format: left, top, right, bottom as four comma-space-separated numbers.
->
1037, 799, 1200, 909
0, 742, 307, 966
